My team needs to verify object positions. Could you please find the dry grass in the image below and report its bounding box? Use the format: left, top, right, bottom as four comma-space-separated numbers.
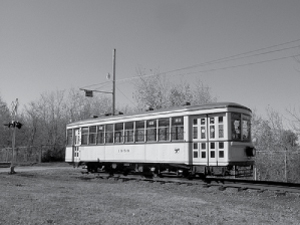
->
0, 164, 300, 224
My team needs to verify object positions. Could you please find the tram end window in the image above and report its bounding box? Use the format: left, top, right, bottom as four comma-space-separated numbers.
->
231, 113, 241, 140
242, 115, 251, 141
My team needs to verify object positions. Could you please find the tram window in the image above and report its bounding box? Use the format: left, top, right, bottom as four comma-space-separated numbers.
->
66, 129, 73, 146
218, 116, 224, 138
159, 118, 170, 141
219, 151, 224, 158
219, 125, 224, 138
125, 122, 134, 143
218, 116, 223, 123
210, 125, 215, 138
89, 126, 97, 145
105, 124, 113, 143
242, 115, 251, 141
193, 143, 197, 149
115, 123, 123, 143
97, 125, 105, 144
193, 119, 197, 125
231, 113, 241, 140
146, 120, 157, 142
201, 127, 206, 139
219, 142, 224, 149
210, 117, 214, 124
136, 121, 145, 142
193, 151, 198, 158
81, 127, 89, 145
193, 127, 198, 139
171, 117, 184, 141
201, 118, 205, 125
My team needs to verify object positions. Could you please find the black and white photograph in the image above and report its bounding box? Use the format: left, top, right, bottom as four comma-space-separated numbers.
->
1, 1, 300, 224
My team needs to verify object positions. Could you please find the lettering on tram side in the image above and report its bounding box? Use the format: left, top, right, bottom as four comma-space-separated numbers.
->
118, 149, 130, 153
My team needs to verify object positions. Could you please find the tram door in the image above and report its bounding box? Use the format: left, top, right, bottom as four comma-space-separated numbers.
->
73, 128, 81, 163
192, 114, 225, 166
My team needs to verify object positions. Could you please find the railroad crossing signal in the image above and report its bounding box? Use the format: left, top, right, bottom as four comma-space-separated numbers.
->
3, 121, 22, 129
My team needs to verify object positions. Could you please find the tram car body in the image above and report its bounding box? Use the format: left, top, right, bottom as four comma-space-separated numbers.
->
65, 102, 255, 176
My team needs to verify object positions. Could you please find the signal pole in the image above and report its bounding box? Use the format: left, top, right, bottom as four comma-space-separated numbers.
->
10, 98, 18, 174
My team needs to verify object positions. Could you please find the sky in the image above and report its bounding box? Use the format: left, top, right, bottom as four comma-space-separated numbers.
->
1, 0, 300, 126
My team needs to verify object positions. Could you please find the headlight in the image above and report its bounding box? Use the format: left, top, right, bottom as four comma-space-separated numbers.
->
245, 146, 256, 157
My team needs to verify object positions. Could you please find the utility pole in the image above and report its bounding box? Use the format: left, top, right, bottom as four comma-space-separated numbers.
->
112, 48, 116, 116
81, 49, 116, 116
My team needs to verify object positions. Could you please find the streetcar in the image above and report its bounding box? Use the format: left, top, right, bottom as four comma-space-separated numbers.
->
65, 102, 255, 177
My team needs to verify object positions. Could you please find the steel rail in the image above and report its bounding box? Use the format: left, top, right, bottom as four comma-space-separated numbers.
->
80, 170, 300, 194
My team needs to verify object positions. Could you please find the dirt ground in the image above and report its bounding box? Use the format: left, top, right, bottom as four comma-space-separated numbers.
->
0, 164, 299, 225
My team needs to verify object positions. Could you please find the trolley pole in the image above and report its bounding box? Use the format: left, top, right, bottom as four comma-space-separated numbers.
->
112, 49, 116, 116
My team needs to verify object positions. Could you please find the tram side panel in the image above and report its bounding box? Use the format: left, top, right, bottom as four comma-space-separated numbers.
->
65, 146, 73, 163
78, 143, 189, 165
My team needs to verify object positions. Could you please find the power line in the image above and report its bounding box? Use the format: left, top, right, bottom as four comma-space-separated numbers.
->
116, 86, 138, 107
184, 53, 300, 76
81, 38, 300, 89
115, 52, 300, 84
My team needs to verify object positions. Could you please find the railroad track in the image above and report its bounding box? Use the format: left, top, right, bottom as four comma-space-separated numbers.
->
80, 170, 300, 195
0, 163, 10, 168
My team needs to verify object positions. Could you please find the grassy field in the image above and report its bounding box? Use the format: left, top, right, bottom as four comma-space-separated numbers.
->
0, 164, 300, 225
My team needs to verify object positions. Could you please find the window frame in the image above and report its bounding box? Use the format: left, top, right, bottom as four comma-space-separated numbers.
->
146, 119, 157, 142
158, 118, 170, 142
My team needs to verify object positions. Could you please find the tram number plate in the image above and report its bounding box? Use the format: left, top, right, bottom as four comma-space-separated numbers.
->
118, 149, 130, 153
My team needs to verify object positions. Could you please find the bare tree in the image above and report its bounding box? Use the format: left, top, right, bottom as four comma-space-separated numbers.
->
252, 108, 300, 182
133, 68, 170, 110
133, 68, 216, 110
0, 96, 11, 147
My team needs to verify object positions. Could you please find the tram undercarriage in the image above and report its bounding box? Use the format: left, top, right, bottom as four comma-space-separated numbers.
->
79, 161, 254, 178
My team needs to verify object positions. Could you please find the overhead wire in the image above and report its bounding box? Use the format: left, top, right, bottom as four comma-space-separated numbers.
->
80, 37, 300, 89
114, 38, 300, 84
116, 86, 138, 107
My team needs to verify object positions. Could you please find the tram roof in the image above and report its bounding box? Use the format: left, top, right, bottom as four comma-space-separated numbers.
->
67, 102, 251, 127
